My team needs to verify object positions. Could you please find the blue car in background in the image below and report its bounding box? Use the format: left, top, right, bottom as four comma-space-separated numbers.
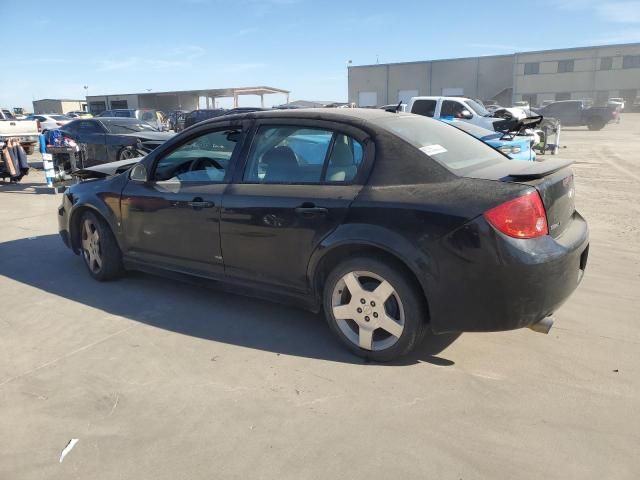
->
440, 118, 536, 161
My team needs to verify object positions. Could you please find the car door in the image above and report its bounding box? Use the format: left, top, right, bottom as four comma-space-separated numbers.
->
72, 120, 108, 167
120, 124, 245, 276
220, 121, 369, 291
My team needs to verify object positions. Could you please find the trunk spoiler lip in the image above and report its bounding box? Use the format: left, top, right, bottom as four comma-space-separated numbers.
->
505, 158, 574, 180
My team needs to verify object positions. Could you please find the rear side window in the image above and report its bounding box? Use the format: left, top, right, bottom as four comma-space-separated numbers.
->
378, 115, 506, 175
243, 126, 363, 184
411, 99, 436, 117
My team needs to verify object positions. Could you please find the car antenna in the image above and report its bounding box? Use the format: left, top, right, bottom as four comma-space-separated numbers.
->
384, 101, 403, 113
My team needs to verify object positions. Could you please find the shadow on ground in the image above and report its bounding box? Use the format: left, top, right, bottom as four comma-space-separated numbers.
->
0, 234, 459, 366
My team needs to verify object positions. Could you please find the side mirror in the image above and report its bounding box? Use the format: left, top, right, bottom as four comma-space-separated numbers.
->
461, 109, 473, 120
130, 163, 148, 182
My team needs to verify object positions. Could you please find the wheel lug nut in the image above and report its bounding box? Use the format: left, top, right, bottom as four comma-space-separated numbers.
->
364, 316, 370, 322
357, 308, 362, 313
373, 312, 378, 318
360, 298, 366, 304
370, 301, 376, 307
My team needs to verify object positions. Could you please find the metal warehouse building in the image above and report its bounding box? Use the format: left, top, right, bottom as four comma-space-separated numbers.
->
32, 99, 87, 114
348, 42, 640, 107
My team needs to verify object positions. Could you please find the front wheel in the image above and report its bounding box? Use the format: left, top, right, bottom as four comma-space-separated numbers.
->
323, 257, 428, 361
79, 211, 123, 281
118, 146, 137, 160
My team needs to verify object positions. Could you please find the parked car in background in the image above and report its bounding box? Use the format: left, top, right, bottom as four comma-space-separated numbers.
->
408, 96, 503, 131
97, 109, 164, 129
26, 113, 72, 131
183, 109, 227, 129
183, 108, 266, 129
57, 108, 588, 361
66, 111, 93, 119
0, 108, 39, 154
166, 110, 188, 132
608, 97, 625, 111
532, 100, 617, 130
57, 117, 173, 168
441, 119, 536, 161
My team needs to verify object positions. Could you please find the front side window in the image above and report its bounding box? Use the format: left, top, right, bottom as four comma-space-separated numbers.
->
440, 100, 466, 118
243, 126, 363, 184
154, 129, 241, 183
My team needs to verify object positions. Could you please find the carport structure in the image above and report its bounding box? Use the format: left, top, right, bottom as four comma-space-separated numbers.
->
137, 86, 290, 110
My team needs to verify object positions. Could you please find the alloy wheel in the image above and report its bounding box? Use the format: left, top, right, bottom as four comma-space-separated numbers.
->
331, 271, 405, 351
81, 218, 102, 274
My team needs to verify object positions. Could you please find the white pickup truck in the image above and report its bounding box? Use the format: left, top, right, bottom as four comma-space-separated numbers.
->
406, 96, 504, 131
0, 108, 39, 154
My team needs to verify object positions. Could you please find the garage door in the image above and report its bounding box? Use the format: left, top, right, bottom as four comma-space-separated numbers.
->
442, 88, 464, 96
358, 91, 378, 107
398, 89, 419, 104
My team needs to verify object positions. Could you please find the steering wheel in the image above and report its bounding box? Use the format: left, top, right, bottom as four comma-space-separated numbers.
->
188, 157, 223, 171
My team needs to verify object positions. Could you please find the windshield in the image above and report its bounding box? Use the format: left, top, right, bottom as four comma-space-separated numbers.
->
101, 119, 158, 134
378, 115, 507, 174
51, 115, 71, 121
465, 99, 490, 117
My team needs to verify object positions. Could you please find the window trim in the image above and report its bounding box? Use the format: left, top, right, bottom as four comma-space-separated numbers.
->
148, 124, 246, 185
236, 119, 371, 187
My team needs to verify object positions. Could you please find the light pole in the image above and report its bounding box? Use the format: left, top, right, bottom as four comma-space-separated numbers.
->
83, 85, 88, 112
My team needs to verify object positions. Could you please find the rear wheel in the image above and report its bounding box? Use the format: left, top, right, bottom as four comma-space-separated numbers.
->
323, 257, 427, 361
24, 145, 35, 155
587, 117, 605, 131
79, 211, 123, 281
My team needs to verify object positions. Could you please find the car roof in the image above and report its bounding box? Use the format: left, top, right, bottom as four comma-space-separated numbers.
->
411, 96, 469, 101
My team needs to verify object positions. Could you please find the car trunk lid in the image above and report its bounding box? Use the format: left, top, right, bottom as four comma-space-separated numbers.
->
466, 158, 576, 238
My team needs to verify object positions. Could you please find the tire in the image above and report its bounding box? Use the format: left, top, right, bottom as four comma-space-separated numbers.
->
78, 211, 123, 281
323, 256, 428, 362
587, 118, 605, 131
24, 145, 34, 155
118, 146, 137, 160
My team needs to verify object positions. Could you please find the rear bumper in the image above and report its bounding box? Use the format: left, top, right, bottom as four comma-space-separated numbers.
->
427, 211, 589, 333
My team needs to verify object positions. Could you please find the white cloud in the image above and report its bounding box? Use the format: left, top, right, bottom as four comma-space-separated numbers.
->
596, 1, 640, 23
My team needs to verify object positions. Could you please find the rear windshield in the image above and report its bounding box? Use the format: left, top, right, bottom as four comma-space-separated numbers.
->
378, 115, 507, 174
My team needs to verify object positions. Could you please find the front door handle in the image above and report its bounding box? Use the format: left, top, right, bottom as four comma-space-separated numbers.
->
295, 203, 328, 217
188, 197, 214, 209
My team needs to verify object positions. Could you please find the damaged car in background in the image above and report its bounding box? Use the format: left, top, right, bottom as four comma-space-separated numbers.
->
47, 118, 173, 185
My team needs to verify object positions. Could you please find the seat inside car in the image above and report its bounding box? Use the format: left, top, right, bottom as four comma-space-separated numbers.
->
263, 146, 299, 182
326, 142, 357, 182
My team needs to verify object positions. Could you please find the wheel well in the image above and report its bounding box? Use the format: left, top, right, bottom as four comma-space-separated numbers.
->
312, 244, 430, 321
69, 206, 107, 252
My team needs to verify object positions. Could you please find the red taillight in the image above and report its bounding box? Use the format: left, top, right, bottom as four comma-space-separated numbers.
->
484, 191, 548, 239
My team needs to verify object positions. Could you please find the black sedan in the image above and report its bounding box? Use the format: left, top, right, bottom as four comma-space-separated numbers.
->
59, 117, 174, 167
57, 109, 589, 361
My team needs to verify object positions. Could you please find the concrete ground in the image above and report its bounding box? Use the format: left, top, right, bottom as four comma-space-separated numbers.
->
1, 116, 639, 480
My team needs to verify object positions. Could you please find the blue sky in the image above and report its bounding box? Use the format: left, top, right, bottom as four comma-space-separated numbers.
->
2, 0, 640, 110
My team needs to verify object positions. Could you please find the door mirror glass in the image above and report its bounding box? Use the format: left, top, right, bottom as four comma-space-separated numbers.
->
460, 109, 473, 120
130, 163, 148, 182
